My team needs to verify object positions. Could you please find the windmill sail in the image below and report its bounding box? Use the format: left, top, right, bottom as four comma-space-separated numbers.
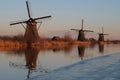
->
102, 27, 104, 34
71, 29, 79, 31
26, 0, 32, 19
10, 20, 27, 25
81, 19, 84, 30
34, 16, 51, 21
84, 30, 93, 32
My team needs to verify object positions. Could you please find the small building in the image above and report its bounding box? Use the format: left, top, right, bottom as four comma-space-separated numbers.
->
52, 36, 61, 41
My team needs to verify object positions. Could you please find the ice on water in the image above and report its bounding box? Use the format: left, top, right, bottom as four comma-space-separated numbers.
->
31, 52, 120, 80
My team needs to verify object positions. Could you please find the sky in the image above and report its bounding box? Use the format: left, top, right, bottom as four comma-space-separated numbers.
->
0, 0, 120, 40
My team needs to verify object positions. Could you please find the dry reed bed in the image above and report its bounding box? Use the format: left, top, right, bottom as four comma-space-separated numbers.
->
0, 40, 93, 47
0, 40, 27, 51
1, 40, 116, 51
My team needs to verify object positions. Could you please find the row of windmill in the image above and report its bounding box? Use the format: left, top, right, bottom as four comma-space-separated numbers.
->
71, 19, 109, 41
10, 0, 108, 44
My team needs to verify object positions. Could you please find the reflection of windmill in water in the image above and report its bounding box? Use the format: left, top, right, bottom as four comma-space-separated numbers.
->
25, 47, 48, 79
9, 47, 48, 79
77, 46, 86, 60
98, 27, 109, 42
25, 47, 39, 69
98, 43, 104, 54
71, 19, 93, 41
10, 0, 51, 44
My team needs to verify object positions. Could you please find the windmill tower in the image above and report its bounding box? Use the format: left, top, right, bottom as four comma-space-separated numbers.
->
98, 27, 109, 41
71, 19, 93, 41
10, 0, 51, 43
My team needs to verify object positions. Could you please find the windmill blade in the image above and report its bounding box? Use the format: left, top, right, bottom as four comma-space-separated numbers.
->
98, 33, 102, 35
84, 30, 93, 32
33, 15, 52, 21
36, 17, 51, 23
81, 19, 84, 30
10, 20, 27, 25
103, 34, 109, 35
26, 0, 32, 19
71, 29, 79, 31
102, 27, 104, 34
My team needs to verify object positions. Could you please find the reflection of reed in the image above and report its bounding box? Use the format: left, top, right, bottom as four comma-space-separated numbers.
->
78, 46, 86, 60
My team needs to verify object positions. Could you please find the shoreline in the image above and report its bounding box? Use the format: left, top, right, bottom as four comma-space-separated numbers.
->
0, 40, 120, 51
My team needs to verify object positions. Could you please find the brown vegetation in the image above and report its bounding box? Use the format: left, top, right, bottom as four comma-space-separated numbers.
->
0, 34, 120, 51
0, 34, 27, 50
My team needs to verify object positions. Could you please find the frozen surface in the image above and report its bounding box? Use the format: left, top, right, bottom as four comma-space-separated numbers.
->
31, 52, 120, 80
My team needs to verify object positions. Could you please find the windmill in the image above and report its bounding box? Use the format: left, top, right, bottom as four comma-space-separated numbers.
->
10, 0, 51, 43
98, 27, 109, 41
71, 19, 93, 41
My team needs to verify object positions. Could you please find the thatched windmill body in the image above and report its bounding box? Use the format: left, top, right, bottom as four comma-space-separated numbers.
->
98, 27, 109, 41
10, 0, 51, 43
71, 19, 93, 41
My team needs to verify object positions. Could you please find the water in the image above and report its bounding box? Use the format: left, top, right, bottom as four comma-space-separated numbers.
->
0, 43, 120, 80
